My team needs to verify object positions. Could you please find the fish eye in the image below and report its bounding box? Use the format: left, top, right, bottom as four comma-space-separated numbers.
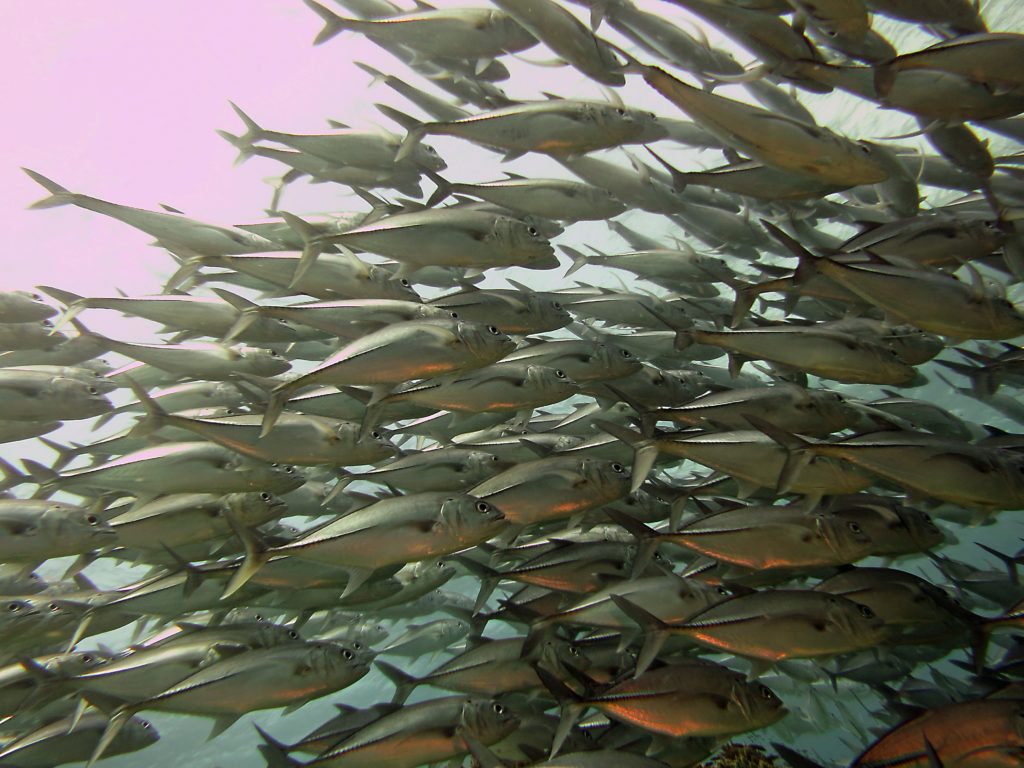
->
619, 349, 632, 358
611, 462, 625, 473
759, 685, 773, 698
87, 385, 98, 394
260, 492, 271, 501
288, 630, 300, 639
85, 514, 99, 525
283, 466, 295, 474
352, 641, 363, 650
551, 301, 563, 311
400, 278, 410, 287
449, 311, 459, 319
847, 522, 861, 533
716, 586, 729, 596
269, 350, 280, 357
527, 226, 539, 237
141, 720, 152, 729
858, 605, 875, 618
371, 431, 382, 439
616, 108, 626, 116
42, 319, 52, 328
7, 603, 20, 612
342, 649, 354, 660
31, 293, 43, 301
569, 645, 581, 656
555, 369, 566, 378
47, 602, 60, 612
493, 703, 505, 714
82, 654, 93, 662
487, 325, 500, 335
476, 501, 491, 513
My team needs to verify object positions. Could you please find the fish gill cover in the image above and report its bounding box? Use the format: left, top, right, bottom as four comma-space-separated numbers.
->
3, 0, 1024, 767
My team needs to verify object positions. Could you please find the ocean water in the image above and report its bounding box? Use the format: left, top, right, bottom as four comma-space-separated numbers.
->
6, 1, 1024, 766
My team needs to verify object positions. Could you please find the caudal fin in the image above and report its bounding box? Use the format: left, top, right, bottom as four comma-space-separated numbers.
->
23, 168, 76, 209
303, 0, 350, 45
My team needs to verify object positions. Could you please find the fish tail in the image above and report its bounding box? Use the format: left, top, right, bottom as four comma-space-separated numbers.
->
560, 245, 589, 277
228, 101, 266, 145
453, 554, 500, 614
608, 595, 671, 677
771, 742, 826, 768
375, 659, 419, 704
532, 665, 584, 759
279, 211, 323, 289
725, 278, 760, 328
36, 285, 88, 332
395, 124, 428, 164
84, 705, 133, 768
124, 377, 169, 439
22, 168, 77, 209
37, 437, 79, 472
745, 415, 816, 494
260, 382, 293, 438
423, 169, 452, 207
303, 0, 349, 45
646, 146, 687, 192
211, 288, 261, 342
215, 129, 256, 166
594, 419, 659, 494
319, 471, 354, 508
354, 61, 386, 86
604, 508, 659, 579
255, 724, 303, 768
873, 62, 896, 99
21, 459, 57, 497
221, 514, 270, 599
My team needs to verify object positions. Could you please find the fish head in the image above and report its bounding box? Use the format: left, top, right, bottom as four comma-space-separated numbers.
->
51, 376, 114, 417
461, 698, 521, 745
223, 491, 288, 527
732, 678, 787, 730
596, 341, 643, 379
238, 345, 291, 376
0, 598, 40, 632
237, 460, 305, 494
524, 294, 572, 329
499, 217, 555, 263
457, 321, 517, 363
881, 324, 944, 366
526, 364, 578, 398
490, 10, 538, 52
580, 458, 632, 500
807, 389, 862, 431
464, 450, 508, 481
519, 214, 564, 240
255, 621, 304, 647
824, 595, 887, 645
410, 140, 447, 172
367, 264, 422, 302
47, 649, 113, 677
624, 106, 669, 143
816, 513, 875, 561
403, 558, 459, 589
308, 639, 374, 685
120, 716, 161, 751
441, 494, 508, 540
45, 504, 118, 545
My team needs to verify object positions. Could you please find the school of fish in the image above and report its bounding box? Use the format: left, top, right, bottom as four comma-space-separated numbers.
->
4, 0, 1024, 766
